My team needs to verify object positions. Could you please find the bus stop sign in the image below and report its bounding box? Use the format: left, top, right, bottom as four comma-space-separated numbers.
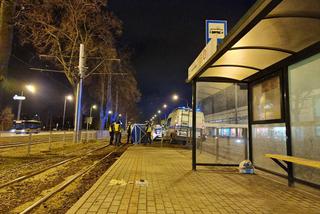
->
205, 20, 227, 44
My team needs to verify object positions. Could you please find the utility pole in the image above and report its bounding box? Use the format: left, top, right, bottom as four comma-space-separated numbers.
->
62, 97, 67, 129
74, 44, 85, 143
115, 87, 119, 114
17, 91, 23, 120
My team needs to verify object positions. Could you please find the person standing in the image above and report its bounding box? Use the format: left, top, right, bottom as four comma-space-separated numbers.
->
145, 122, 152, 144
127, 122, 133, 144
108, 122, 114, 145
114, 121, 121, 146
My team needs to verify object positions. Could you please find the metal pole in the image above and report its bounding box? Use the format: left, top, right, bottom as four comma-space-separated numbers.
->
74, 44, 85, 143
17, 91, 23, 120
125, 112, 127, 129
86, 106, 92, 142
115, 88, 119, 115
27, 133, 32, 156
192, 80, 197, 170
62, 97, 67, 130
49, 130, 52, 151
235, 84, 238, 124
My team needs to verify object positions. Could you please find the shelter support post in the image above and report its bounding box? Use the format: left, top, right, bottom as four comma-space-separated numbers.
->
192, 80, 197, 170
283, 68, 294, 186
247, 84, 253, 162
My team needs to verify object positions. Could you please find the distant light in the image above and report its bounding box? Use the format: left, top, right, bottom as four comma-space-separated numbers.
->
92, 105, 97, 109
163, 104, 167, 109
25, 84, 36, 93
66, 95, 73, 101
119, 114, 122, 117
172, 94, 179, 101
108, 110, 113, 114
154, 114, 157, 117
13, 95, 26, 100
158, 110, 161, 114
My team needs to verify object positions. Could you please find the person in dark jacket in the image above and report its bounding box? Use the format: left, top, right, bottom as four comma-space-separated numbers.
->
114, 121, 121, 146
108, 122, 114, 145
127, 122, 133, 144
145, 122, 152, 144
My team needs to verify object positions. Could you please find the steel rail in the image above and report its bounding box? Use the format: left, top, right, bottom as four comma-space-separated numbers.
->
0, 144, 111, 189
19, 145, 125, 214
0, 144, 103, 175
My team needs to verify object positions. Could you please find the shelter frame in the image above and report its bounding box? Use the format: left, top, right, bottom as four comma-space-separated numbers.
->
189, 0, 320, 188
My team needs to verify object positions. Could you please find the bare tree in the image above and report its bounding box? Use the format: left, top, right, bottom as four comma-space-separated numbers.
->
16, 0, 121, 86
87, 53, 141, 130
0, 106, 14, 130
16, 0, 141, 128
0, 0, 16, 81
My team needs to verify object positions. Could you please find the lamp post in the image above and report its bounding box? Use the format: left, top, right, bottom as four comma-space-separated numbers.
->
86, 105, 97, 142
62, 95, 73, 130
172, 94, 189, 108
162, 104, 168, 124
15, 84, 36, 120
88, 105, 97, 130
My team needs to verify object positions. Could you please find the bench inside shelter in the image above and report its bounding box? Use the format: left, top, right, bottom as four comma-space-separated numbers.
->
265, 154, 320, 186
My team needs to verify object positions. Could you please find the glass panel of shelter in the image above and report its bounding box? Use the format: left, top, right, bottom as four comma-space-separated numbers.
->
249, 72, 288, 174
289, 52, 320, 186
195, 82, 248, 165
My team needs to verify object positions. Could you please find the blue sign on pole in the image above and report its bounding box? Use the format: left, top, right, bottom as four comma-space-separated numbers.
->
205, 20, 228, 44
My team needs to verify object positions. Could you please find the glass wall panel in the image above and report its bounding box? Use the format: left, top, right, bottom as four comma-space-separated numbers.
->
252, 123, 287, 174
252, 76, 282, 121
196, 82, 248, 164
289, 52, 320, 185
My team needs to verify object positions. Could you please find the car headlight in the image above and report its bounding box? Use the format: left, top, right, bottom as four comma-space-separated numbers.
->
10, 129, 16, 133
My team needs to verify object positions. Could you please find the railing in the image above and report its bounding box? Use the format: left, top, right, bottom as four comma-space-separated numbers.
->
0, 130, 110, 155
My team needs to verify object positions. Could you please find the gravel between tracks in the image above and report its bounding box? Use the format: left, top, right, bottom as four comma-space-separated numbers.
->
0, 141, 126, 214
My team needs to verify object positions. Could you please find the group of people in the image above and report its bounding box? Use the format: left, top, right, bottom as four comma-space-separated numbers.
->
108, 121, 134, 146
108, 121, 153, 145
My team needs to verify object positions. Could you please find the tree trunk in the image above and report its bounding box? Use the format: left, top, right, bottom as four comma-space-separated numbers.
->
99, 75, 107, 130
0, 0, 16, 81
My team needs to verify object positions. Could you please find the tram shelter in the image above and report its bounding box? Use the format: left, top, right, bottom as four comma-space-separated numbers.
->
188, 0, 320, 187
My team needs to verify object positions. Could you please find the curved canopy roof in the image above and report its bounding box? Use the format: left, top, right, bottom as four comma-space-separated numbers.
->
188, 0, 320, 82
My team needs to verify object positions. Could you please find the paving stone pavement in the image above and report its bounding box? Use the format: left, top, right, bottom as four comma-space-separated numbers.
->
67, 145, 320, 214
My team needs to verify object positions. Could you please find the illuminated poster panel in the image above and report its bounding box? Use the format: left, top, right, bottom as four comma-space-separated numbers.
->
252, 76, 281, 121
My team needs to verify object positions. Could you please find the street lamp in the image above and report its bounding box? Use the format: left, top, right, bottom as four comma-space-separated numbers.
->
15, 84, 36, 120
158, 110, 161, 114
172, 94, 179, 101
62, 95, 73, 130
162, 104, 168, 123
87, 104, 97, 131
25, 84, 36, 94
172, 93, 189, 108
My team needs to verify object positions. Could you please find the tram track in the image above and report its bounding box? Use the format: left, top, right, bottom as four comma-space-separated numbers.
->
0, 143, 108, 181
0, 144, 111, 189
19, 145, 125, 214
0, 143, 128, 214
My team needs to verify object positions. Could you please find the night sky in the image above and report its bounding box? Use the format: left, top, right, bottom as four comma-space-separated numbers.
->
108, 0, 256, 119
3, 0, 256, 125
